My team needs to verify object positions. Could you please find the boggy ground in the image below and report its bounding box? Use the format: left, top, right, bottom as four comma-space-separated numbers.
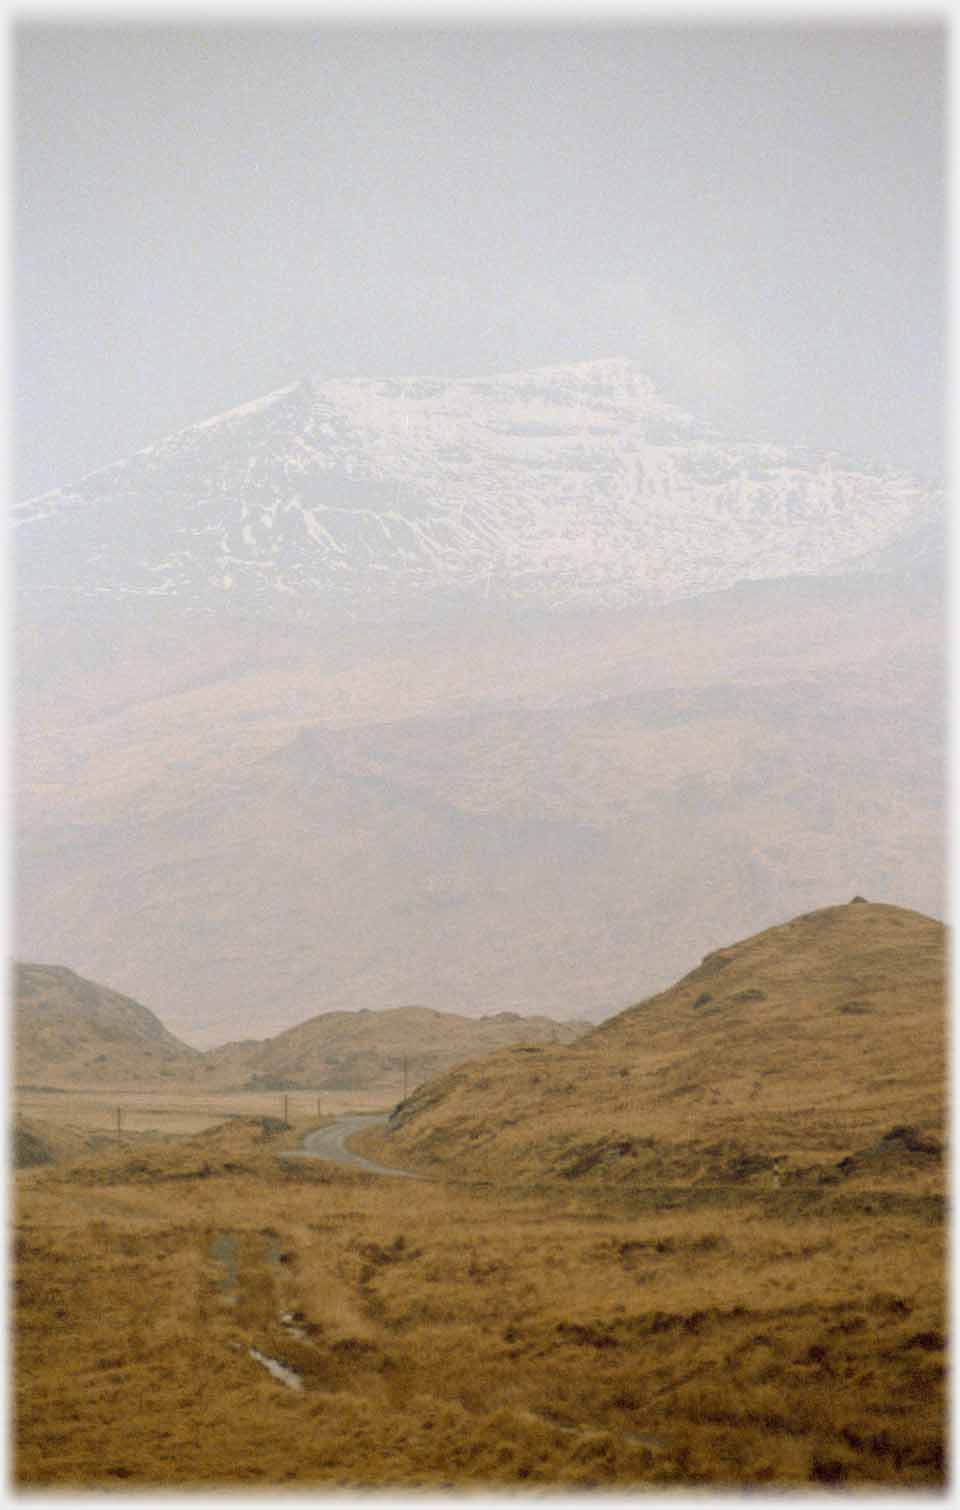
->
14, 1114, 944, 1490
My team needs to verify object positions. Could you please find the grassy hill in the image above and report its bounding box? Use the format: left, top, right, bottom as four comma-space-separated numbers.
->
14, 963, 202, 1089
199, 1004, 587, 1093
365, 899, 945, 1190
13, 962, 586, 1098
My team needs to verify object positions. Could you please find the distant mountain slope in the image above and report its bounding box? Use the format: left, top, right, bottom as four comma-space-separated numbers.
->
370, 900, 946, 1189
15, 568, 943, 1043
15, 358, 938, 614
199, 1005, 588, 1093
14, 963, 201, 1087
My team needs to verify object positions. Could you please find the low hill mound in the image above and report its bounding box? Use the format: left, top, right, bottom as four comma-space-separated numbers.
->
200, 1005, 587, 1093
370, 900, 945, 1189
11, 1116, 113, 1168
14, 963, 202, 1088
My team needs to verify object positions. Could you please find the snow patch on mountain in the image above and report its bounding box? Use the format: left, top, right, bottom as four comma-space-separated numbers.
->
15, 358, 939, 613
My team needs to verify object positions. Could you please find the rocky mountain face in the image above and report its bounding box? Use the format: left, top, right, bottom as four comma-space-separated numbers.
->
14, 361, 944, 1044
15, 358, 939, 615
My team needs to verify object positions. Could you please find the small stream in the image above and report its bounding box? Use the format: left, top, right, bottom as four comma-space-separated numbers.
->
210, 1230, 308, 1391
248, 1345, 303, 1392
209, 1227, 668, 1446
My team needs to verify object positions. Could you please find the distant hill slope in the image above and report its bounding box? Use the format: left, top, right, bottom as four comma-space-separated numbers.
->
198, 1005, 588, 1093
13, 962, 587, 1095
371, 900, 945, 1188
14, 963, 202, 1087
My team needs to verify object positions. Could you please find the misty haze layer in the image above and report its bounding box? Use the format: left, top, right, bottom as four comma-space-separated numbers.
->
15, 362, 943, 1045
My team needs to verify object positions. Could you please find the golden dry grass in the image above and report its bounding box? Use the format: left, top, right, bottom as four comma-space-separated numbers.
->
13, 1113, 945, 1490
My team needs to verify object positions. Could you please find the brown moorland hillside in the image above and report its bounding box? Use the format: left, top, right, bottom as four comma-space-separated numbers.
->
13, 963, 201, 1089
364, 899, 946, 1189
198, 1004, 587, 1093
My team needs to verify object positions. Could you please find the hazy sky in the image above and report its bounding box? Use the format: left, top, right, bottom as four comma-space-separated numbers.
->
16, 19, 945, 498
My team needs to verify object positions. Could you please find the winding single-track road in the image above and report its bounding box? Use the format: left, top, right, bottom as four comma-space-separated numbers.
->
279, 1112, 423, 1178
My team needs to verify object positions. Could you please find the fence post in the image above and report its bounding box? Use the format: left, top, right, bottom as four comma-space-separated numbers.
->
281, 1094, 289, 1124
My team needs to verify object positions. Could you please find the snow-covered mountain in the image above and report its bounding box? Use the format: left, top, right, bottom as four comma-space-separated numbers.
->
15, 357, 939, 613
